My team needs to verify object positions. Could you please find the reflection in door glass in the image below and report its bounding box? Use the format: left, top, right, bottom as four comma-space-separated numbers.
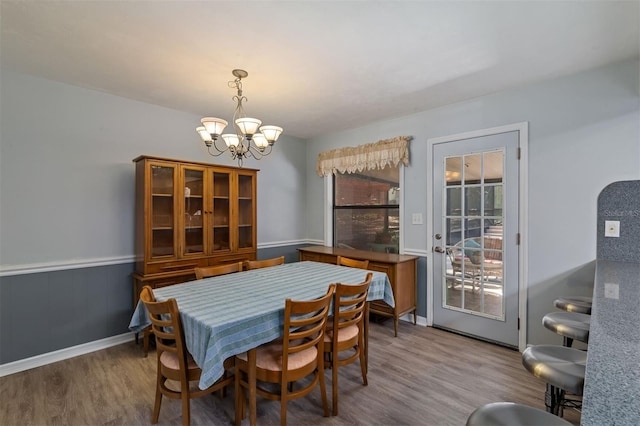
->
443, 149, 505, 320
445, 157, 462, 186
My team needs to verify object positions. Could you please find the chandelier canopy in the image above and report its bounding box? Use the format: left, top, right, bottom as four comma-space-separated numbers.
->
196, 69, 283, 166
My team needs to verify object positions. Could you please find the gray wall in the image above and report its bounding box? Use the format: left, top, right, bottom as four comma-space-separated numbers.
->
0, 71, 309, 364
305, 59, 640, 345
1, 59, 639, 365
0, 70, 308, 267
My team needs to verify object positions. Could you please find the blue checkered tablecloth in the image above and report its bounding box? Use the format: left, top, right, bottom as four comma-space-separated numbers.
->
129, 261, 393, 390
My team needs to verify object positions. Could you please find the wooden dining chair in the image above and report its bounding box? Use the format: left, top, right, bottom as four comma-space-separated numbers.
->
336, 255, 369, 269
194, 262, 243, 279
244, 256, 285, 270
140, 286, 234, 426
234, 284, 335, 426
323, 273, 372, 416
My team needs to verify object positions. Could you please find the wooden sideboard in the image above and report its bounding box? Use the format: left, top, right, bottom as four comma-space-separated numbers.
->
298, 246, 418, 336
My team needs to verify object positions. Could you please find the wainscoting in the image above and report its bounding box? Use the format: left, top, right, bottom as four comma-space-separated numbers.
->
0, 242, 321, 374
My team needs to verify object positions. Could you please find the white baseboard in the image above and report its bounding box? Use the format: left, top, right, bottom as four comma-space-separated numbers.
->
0, 332, 134, 377
401, 313, 428, 327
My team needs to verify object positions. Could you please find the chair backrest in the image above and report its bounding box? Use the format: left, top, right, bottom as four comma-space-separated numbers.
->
331, 273, 372, 336
139, 285, 188, 370
194, 262, 243, 279
451, 236, 503, 264
244, 256, 285, 270
283, 284, 335, 370
336, 256, 369, 270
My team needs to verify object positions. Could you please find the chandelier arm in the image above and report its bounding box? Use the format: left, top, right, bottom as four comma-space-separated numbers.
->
245, 143, 273, 160
206, 138, 231, 156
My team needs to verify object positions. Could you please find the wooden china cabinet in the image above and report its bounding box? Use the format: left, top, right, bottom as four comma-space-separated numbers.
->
132, 155, 257, 307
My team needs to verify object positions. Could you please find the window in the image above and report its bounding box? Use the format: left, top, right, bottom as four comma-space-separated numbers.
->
333, 165, 400, 253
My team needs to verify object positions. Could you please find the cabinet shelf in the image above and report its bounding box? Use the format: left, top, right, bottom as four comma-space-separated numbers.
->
152, 193, 173, 197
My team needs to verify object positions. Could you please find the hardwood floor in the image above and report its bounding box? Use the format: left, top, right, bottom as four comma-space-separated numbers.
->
0, 321, 581, 425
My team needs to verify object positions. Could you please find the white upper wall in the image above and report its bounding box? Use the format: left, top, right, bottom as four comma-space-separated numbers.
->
0, 70, 307, 268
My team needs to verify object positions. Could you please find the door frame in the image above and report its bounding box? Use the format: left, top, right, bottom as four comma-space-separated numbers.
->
426, 122, 529, 352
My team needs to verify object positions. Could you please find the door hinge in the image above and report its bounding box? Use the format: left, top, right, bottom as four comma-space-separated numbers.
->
517, 147, 521, 160
518, 317, 520, 330
516, 233, 521, 245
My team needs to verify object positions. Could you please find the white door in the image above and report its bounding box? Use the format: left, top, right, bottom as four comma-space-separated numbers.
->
431, 128, 522, 348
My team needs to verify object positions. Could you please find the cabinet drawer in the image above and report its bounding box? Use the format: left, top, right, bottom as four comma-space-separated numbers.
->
300, 252, 337, 264
146, 258, 207, 274
209, 253, 256, 266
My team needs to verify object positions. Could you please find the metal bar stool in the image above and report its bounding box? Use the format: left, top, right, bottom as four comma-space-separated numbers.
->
542, 311, 590, 347
466, 402, 572, 426
522, 345, 586, 417
554, 296, 592, 314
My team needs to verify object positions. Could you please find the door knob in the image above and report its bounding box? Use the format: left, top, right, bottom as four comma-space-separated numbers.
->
434, 246, 445, 253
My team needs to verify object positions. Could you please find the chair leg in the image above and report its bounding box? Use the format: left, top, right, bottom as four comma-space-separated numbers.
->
545, 383, 564, 416
280, 381, 288, 426
319, 358, 330, 417
181, 383, 190, 426
152, 373, 163, 423
235, 369, 244, 425
563, 336, 574, 348
332, 358, 339, 416
358, 341, 368, 386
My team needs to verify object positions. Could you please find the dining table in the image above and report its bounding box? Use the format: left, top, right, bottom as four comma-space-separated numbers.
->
128, 260, 394, 425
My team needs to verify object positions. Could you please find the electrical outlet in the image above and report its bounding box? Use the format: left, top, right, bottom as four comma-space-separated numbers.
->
411, 213, 423, 225
604, 283, 619, 299
604, 220, 620, 237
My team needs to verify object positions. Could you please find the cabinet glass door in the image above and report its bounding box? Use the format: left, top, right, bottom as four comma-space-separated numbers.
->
237, 172, 255, 250
182, 167, 205, 255
212, 171, 231, 253
150, 164, 176, 258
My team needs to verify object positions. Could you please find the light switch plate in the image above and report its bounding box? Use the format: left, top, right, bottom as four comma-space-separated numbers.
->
604, 220, 620, 237
412, 213, 423, 225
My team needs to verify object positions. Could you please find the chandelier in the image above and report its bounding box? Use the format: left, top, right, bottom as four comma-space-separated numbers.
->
196, 69, 283, 166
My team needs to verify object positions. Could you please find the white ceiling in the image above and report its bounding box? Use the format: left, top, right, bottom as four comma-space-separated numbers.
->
1, 1, 638, 139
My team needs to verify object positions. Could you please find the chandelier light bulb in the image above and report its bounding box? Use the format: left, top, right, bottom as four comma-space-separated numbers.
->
200, 117, 228, 138
259, 125, 283, 145
235, 117, 262, 138
252, 133, 269, 150
222, 134, 240, 148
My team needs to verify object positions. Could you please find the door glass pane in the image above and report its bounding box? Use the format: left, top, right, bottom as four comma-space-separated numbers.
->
484, 151, 503, 183
445, 156, 462, 186
464, 186, 482, 216
445, 218, 462, 246
213, 172, 230, 251
464, 154, 481, 184
238, 174, 254, 249
183, 168, 204, 254
151, 165, 174, 257
443, 149, 505, 320
446, 187, 461, 216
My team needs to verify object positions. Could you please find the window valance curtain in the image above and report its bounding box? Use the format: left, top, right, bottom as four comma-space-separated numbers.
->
316, 135, 412, 176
